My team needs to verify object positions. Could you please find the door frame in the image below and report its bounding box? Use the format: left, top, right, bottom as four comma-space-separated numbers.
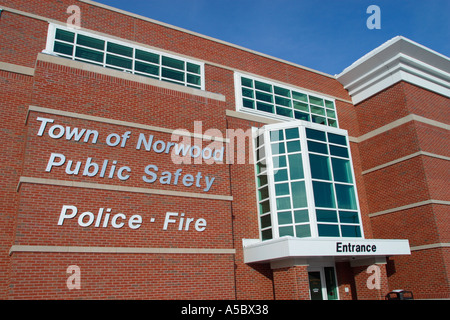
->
307, 264, 339, 300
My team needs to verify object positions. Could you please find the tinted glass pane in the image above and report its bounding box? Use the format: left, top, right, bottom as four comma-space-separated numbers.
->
330, 145, 349, 158
288, 153, 304, 180
270, 130, 284, 142
243, 99, 254, 109
279, 226, 294, 237
339, 211, 359, 224
106, 54, 132, 69
257, 174, 267, 187
294, 101, 309, 112
309, 154, 331, 180
273, 155, 287, 169
242, 87, 254, 98
75, 47, 104, 62
286, 140, 301, 153
276, 197, 291, 210
328, 119, 338, 128
259, 200, 270, 214
54, 42, 73, 55
258, 186, 269, 200
276, 107, 292, 117
256, 161, 266, 174
241, 77, 253, 87
309, 95, 324, 106
162, 56, 184, 70
295, 224, 311, 238
162, 67, 184, 82
306, 128, 326, 141
136, 49, 159, 64
256, 102, 273, 113
187, 62, 201, 74
107, 42, 133, 57
293, 101, 309, 111
260, 214, 272, 228
311, 105, 325, 116
255, 80, 272, 93
294, 209, 309, 223
335, 184, 357, 210
274, 86, 291, 97
316, 209, 338, 222
285, 128, 299, 140
275, 96, 291, 107
294, 111, 309, 121
327, 109, 336, 119
274, 169, 288, 182
271, 142, 285, 155
312, 115, 326, 125
187, 74, 201, 86
135, 61, 159, 75
256, 91, 273, 103
278, 211, 293, 225
55, 29, 75, 42
331, 158, 353, 183
308, 141, 328, 154
262, 228, 272, 240
77, 34, 104, 50
292, 91, 308, 102
328, 133, 347, 146
313, 181, 336, 208
275, 183, 290, 196
318, 224, 340, 237
341, 225, 361, 237
291, 181, 307, 208
325, 100, 335, 109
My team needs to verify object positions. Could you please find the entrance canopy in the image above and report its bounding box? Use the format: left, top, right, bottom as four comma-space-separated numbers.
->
243, 237, 410, 267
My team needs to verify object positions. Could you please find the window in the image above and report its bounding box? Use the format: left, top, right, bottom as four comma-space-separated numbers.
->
255, 126, 310, 240
236, 73, 338, 127
306, 127, 361, 237
45, 24, 204, 90
254, 122, 362, 241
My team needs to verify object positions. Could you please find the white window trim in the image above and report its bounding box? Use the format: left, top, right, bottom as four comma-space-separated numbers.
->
253, 121, 365, 241
43, 23, 205, 90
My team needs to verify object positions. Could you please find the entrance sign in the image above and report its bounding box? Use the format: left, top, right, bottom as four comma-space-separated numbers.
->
243, 237, 410, 264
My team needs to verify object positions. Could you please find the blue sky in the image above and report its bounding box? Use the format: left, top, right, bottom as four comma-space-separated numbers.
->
95, 0, 450, 75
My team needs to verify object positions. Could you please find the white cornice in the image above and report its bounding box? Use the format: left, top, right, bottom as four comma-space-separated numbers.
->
336, 36, 450, 104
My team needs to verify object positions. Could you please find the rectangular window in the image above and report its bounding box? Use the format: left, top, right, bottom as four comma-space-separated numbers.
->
236, 73, 338, 127
306, 128, 362, 238
45, 23, 204, 90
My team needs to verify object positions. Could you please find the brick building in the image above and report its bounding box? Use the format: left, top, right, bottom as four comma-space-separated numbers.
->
0, 0, 448, 300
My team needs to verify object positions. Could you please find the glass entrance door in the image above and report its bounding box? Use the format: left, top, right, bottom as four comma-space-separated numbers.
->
308, 271, 323, 300
308, 267, 339, 300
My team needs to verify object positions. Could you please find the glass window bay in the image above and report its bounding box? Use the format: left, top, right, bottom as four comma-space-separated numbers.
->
254, 121, 363, 241
236, 73, 338, 127
45, 23, 204, 90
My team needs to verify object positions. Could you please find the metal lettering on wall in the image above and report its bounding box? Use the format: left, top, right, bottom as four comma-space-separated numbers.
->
33, 116, 228, 232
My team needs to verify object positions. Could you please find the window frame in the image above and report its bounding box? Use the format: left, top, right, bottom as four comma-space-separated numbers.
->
44, 23, 205, 90
253, 121, 364, 241
235, 72, 339, 128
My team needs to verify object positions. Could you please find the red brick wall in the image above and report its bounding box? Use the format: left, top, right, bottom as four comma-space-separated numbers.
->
272, 266, 309, 300
352, 264, 389, 300
9, 252, 235, 299
386, 248, 450, 299
0, 70, 33, 298
356, 80, 450, 299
